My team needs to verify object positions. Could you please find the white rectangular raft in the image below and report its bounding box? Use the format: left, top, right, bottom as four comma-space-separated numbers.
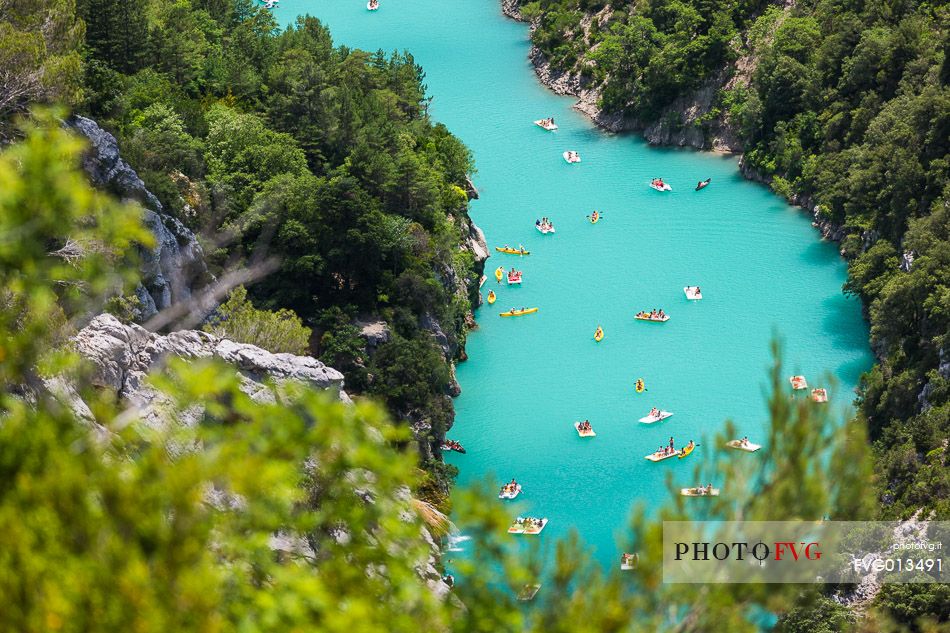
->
726, 439, 761, 452
574, 422, 596, 437
681, 487, 720, 497
498, 485, 522, 500
789, 375, 808, 390
645, 450, 680, 462
684, 286, 703, 300
508, 518, 548, 535
639, 411, 673, 424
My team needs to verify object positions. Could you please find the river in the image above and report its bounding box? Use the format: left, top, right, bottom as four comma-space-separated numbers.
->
274, 0, 872, 568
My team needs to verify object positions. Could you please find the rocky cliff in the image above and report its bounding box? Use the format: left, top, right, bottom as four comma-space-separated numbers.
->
65, 314, 348, 436
68, 116, 210, 321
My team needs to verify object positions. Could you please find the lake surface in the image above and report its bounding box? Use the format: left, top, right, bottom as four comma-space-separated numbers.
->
275, 0, 872, 568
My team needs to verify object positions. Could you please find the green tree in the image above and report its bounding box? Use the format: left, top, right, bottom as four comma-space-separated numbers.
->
203, 285, 312, 354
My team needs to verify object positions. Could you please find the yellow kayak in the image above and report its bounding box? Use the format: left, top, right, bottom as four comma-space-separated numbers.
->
495, 266, 504, 282
594, 327, 604, 342
678, 444, 695, 459
590, 211, 600, 224
487, 290, 496, 304
635, 379, 645, 393
496, 246, 530, 255
500, 307, 539, 317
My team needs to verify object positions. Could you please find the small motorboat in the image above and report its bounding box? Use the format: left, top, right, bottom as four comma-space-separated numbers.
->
650, 179, 672, 191
635, 311, 670, 322
500, 307, 539, 317
366, 0, 379, 9
594, 326, 604, 342
639, 410, 673, 424
535, 221, 555, 234
811, 388, 829, 403
498, 482, 522, 500
534, 118, 558, 131
634, 378, 645, 393
563, 151, 581, 164
440, 440, 465, 453
790, 375, 808, 390
487, 290, 496, 304
726, 439, 761, 452
508, 517, 548, 535
678, 442, 696, 459
681, 486, 719, 497
574, 421, 596, 437
507, 270, 522, 285
495, 246, 530, 255
495, 266, 504, 282
620, 552, 639, 570
695, 178, 711, 191
684, 286, 703, 300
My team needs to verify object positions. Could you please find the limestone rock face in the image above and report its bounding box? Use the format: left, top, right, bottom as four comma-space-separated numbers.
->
71, 314, 348, 433
68, 115, 210, 320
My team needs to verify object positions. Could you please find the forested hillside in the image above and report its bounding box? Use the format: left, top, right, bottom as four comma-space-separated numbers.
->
2, 0, 486, 502
511, 0, 949, 517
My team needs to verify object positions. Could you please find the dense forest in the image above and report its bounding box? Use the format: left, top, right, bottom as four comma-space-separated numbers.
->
4, 0, 485, 502
513, 0, 950, 527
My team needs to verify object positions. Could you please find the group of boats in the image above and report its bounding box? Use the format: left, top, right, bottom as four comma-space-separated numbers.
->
789, 375, 829, 402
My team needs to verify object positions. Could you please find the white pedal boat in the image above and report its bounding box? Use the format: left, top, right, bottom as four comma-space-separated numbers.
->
563, 151, 581, 164
534, 119, 558, 131
620, 552, 639, 570
811, 388, 829, 403
498, 484, 522, 500
681, 487, 720, 497
508, 517, 548, 535
366, 1, 379, 9
638, 411, 673, 424
726, 439, 761, 452
645, 450, 680, 462
789, 375, 808, 390
535, 224, 555, 234
650, 182, 672, 191
574, 421, 596, 437
684, 286, 703, 300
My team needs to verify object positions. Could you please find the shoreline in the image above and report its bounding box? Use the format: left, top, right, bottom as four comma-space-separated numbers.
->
499, 0, 854, 274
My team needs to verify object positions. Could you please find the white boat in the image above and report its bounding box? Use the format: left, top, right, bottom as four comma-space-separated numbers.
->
811, 388, 829, 403
574, 421, 596, 437
534, 119, 558, 131
650, 181, 672, 191
620, 552, 639, 570
684, 286, 703, 300
726, 439, 761, 452
645, 450, 680, 462
563, 151, 581, 164
508, 517, 548, 535
789, 375, 808, 390
498, 484, 522, 500
518, 584, 542, 601
535, 223, 555, 234
681, 487, 720, 497
639, 411, 673, 424
366, 0, 379, 9
507, 272, 522, 285
635, 313, 670, 322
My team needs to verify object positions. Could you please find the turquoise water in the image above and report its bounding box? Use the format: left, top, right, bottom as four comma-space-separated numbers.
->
276, 0, 872, 567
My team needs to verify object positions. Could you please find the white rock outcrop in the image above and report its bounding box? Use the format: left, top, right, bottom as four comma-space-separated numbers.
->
71, 314, 348, 435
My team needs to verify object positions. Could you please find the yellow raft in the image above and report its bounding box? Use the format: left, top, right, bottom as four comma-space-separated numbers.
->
496, 246, 530, 255
594, 327, 604, 342
495, 266, 504, 282
500, 307, 539, 317
487, 290, 496, 304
